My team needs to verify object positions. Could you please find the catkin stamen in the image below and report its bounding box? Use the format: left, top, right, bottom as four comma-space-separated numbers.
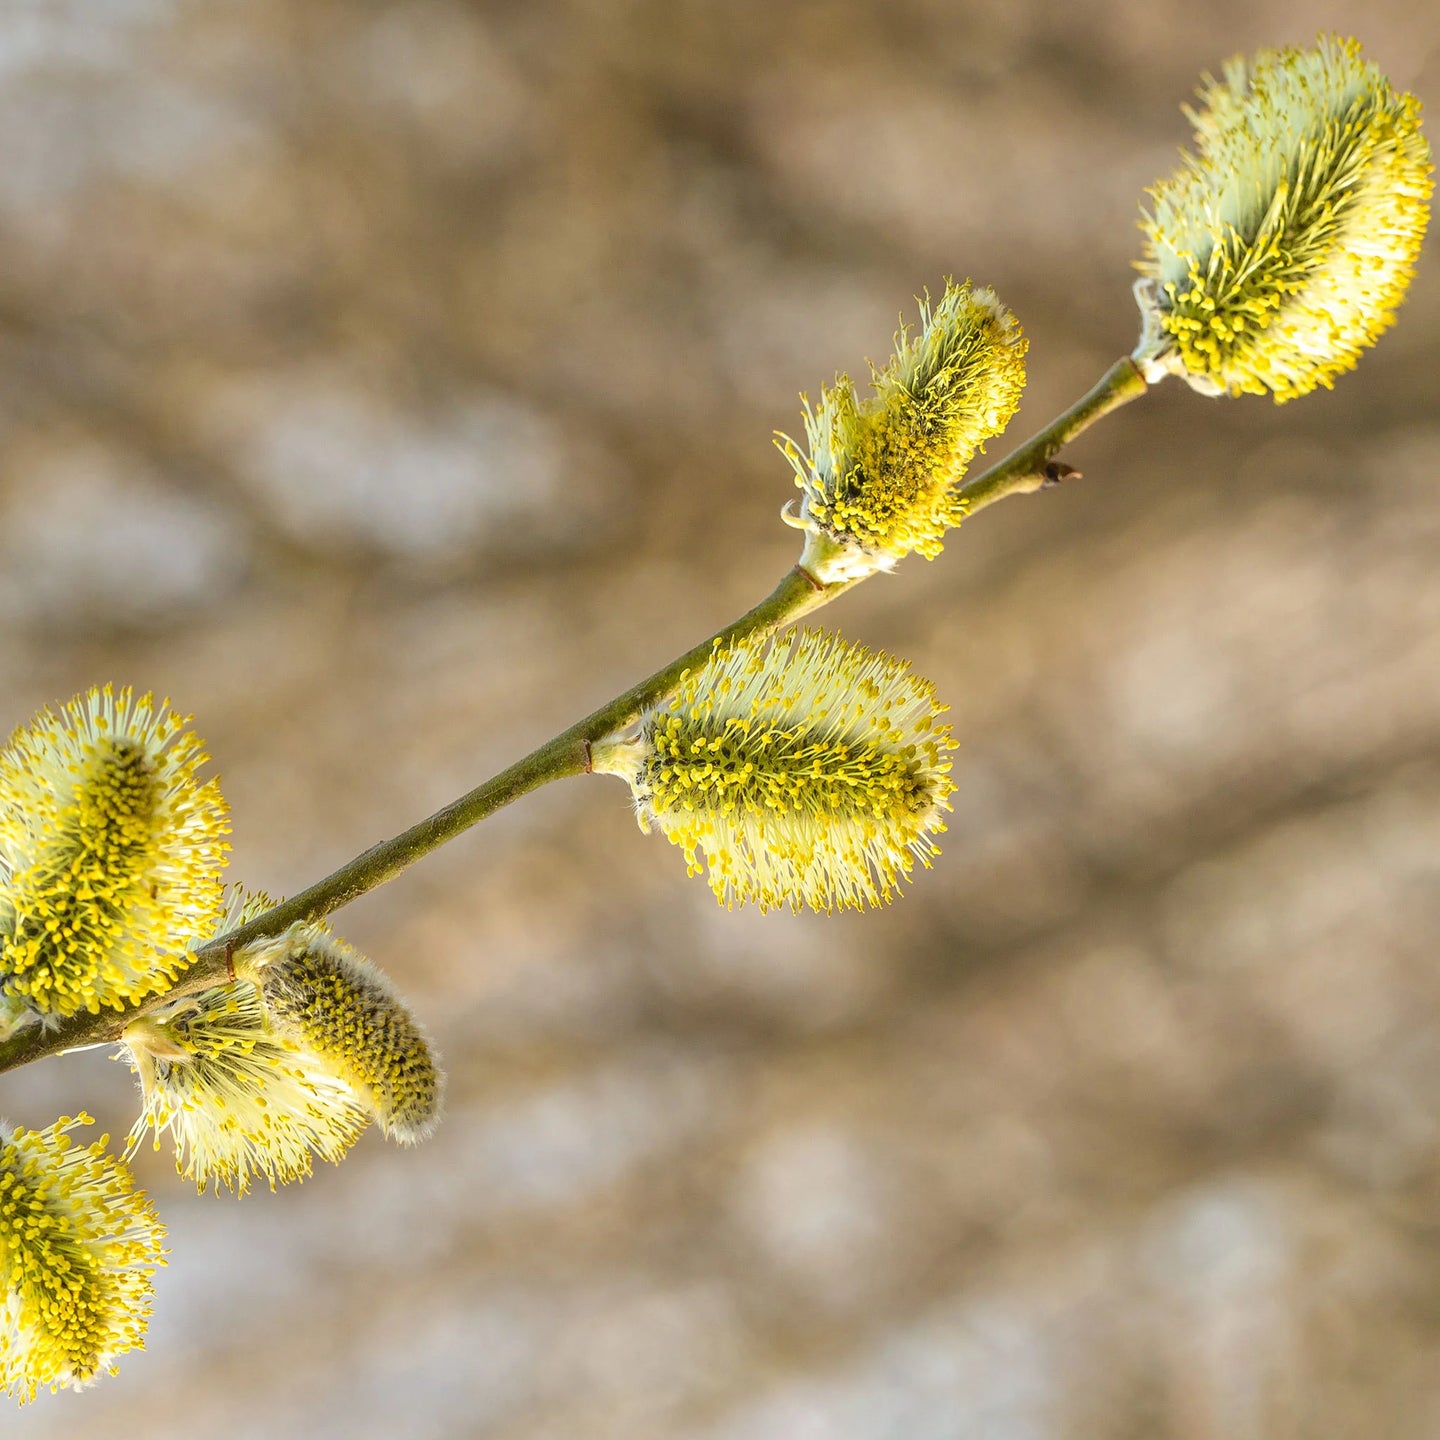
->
777, 280, 1026, 578
1135, 35, 1432, 401
595, 629, 955, 913
119, 890, 374, 1195
0, 1115, 165, 1404
0, 686, 230, 1020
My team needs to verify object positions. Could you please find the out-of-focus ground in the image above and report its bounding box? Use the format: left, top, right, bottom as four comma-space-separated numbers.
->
2, 1, 1438, 1436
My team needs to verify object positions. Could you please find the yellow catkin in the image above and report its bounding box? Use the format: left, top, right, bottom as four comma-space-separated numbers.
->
1135, 35, 1432, 402
0, 1115, 165, 1404
777, 280, 1026, 581
119, 889, 372, 1195
242, 924, 444, 1146
593, 628, 956, 913
0, 686, 229, 1021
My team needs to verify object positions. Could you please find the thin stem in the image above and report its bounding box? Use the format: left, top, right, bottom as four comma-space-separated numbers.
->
0, 357, 1146, 1075
186, 563, 841, 968
0, 567, 845, 1068
954, 356, 1148, 516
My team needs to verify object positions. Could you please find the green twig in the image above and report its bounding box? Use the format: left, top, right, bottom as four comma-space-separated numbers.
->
954, 356, 1148, 515
0, 357, 1147, 1075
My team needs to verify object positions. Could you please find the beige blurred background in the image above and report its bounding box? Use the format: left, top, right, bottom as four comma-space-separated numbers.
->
3, 1, 1438, 1436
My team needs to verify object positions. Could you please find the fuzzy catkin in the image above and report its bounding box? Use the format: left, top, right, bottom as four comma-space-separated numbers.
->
0, 1115, 165, 1404
778, 280, 1026, 580
1135, 35, 1432, 401
593, 628, 956, 913
121, 979, 372, 1195
246, 926, 444, 1146
0, 686, 229, 1022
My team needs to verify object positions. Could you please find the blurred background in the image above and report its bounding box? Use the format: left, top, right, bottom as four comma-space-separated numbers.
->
2, 1, 1438, 1436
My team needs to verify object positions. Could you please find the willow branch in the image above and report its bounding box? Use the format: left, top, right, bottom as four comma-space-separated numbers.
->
0, 356, 1147, 1075
954, 356, 1147, 515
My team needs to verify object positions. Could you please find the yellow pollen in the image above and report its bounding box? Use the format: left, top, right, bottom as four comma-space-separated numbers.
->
777, 281, 1027, 576
1, 1114, 165, 1403
1135, 35, 1432, 401
0, 686, 229, 1020
594, 628, 956, 912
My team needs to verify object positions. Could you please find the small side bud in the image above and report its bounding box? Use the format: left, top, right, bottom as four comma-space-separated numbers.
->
0, 685, 230, 1022
593, 628, 956, 913
0, 1114, 166, 1404
1134, 35, 1432, 402
777, 280, 1026, 582
242, 925, 444, 1146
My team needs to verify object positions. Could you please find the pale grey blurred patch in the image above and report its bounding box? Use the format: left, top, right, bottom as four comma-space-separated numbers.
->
203, 363, 604, 564
0, 439, 245, 626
